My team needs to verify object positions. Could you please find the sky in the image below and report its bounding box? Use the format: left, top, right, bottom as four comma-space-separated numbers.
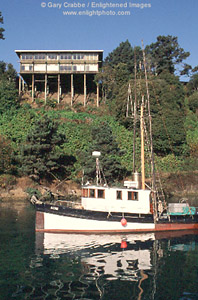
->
1, 0, 198, 76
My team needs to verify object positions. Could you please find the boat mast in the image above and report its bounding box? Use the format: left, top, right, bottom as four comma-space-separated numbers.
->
140, 102, 145, 190
133, 50, 137, 173
141, 40, 158, 222
92, 151, 101, 186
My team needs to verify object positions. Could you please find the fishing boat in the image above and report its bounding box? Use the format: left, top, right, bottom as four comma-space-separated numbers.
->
34, 47, 198, 234
35, 172, 198, 233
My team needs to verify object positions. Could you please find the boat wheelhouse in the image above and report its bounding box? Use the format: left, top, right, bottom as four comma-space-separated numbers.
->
81, 183, 151, 215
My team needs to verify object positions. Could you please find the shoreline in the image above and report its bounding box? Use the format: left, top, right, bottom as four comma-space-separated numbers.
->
0, 171, 198, 205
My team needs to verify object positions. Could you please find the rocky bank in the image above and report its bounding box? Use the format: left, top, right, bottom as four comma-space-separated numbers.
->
0, 172, 198, 205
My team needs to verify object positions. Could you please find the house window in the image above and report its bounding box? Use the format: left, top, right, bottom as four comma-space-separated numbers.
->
34, 54, 46, 60
60, 65, 72, 71
82, 188, 88, 197
89, 189, 95, 198
73, 65, 77, 71
60, 54, 72, 60
98, 189, 105, 199
116, 190, 122, 200
21, 64, 33, 71
47, 54, 57, 60
21, 54, 33, 60
75, 54, 84, 60
128, 191, 138, 200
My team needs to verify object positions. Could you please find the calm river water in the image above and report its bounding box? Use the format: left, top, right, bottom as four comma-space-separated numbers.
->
0, 200, 198, 300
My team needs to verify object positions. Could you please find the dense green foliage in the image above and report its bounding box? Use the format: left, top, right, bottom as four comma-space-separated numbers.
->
18, 116, 76, 181
0, 61, 17, 82
145, 35, 190, 75
150, 73, 186, 155
81, 122, 126, 184
0, 135, 13, 174
0, 80, 19, 114
105, 40, 134, 74
187, 73, 198, 94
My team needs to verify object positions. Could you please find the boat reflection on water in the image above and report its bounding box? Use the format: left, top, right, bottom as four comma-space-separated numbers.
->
34, 231, 198, 300
37, 232, 154, 279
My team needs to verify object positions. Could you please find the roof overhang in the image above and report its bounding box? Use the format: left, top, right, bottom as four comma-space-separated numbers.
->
15, 50, 104, 58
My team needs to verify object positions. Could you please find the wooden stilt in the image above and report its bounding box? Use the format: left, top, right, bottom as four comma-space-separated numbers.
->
22, 78, 25, 92
45, 74, 47, 104
71, 74, 74, 106
57, 74, 60, 104
19, 76, 21, 95
32, 74, 34, 102
97, 83, 99, 107
84, 73, 86, 107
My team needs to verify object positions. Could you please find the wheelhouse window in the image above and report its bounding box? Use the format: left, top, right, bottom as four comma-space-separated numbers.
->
97, 189, 105, 199
128, 191, 138, 201
82, 188, 88, 198
89, 189, 95, 198
116, 190, 122, 200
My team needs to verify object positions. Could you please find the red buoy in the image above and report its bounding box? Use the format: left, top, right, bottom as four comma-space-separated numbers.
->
121, 218, 127, 227
121, 240, 127, 249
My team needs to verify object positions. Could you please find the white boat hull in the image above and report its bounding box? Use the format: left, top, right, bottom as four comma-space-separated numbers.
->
36, 209, 198, 233
36, 211, 155, 233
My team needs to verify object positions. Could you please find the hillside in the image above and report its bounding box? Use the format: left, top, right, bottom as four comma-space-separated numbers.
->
0, 36, 198, 203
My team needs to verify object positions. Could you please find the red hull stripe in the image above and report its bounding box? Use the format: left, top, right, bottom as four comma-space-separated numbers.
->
36, 224, 198, 234
155, 223, 198, 231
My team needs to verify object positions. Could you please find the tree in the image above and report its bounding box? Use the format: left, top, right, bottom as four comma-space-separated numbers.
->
0, 12, 5, 40
106, 70, 186, 156
82, 122, 126, 184
185, 112, 198, 158
187, 92, 198, 113
187, 73, 198, 94
95, 62, 131, 110
145, 35, 190, 75
19, 116, 76, 181
150, 72, 186, 155
0, 61, 17, 81
105, 40, 134, 73
0, 80, 19, 114
104, 40, 143, 75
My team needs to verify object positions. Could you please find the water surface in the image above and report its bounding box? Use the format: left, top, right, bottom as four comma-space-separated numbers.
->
0, 200, 198, 300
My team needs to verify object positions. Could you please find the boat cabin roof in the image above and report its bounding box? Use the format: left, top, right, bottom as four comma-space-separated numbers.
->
82, 185, 149, 192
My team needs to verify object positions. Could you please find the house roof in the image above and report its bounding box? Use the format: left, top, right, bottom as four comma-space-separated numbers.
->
15, 50, 104, 57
